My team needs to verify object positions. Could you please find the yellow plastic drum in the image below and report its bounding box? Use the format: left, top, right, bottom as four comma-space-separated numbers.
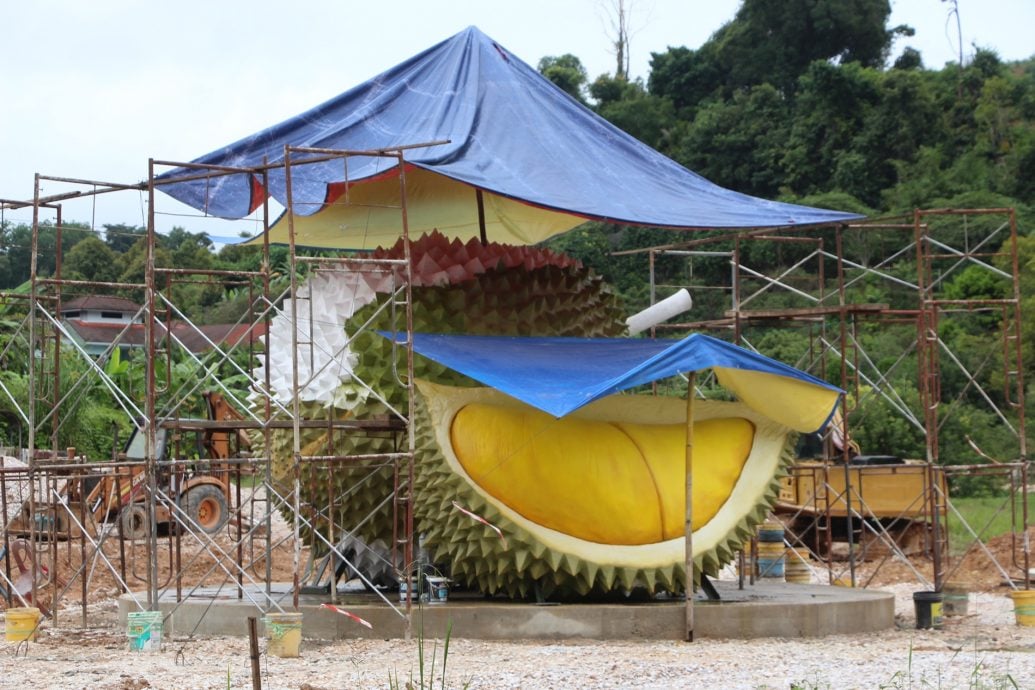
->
784, 547, 812, 584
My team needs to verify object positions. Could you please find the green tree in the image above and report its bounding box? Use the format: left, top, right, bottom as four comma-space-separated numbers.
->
167, 229, 214, 270
103, 223, 146, 253
165, 226, 213, 254
159, 229, 221, 315
893, 47, 923, 71
674, 83, 790, 198
843, 67, 939, 205
215, 243, 263, 272
116, 236, 171, 292
782, 61, 881, 199
0, 369, 28, 447
1004, 233, 1034, 394
931, 49, 1006, 160
538, 54, 589, 103
649, 0, 900, 107
0, 248, 11, 288
0, 221, 94, 288
591, 78, 677, 152
849, 384, 925, 459
648, 44, 723, 116
715, 0, 895, 93
63, 236, 120, 283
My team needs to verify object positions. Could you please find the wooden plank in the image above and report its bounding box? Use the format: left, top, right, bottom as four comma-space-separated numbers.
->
158, 417, 405, 432
723, 303, 889, 319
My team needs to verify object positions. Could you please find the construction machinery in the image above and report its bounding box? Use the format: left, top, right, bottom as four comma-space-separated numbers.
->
775, 445, 948, 559
5, 391, 249, 541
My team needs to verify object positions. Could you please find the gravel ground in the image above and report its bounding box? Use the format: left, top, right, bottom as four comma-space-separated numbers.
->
2, 583, 1033, 689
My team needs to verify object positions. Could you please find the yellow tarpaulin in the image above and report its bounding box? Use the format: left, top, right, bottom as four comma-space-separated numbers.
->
252, 167, 586, 250
713, 366, 840, 434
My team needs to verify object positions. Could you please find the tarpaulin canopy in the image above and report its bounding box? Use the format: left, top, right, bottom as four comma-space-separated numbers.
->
157, 26, 863, 250
385, 332, 842, 433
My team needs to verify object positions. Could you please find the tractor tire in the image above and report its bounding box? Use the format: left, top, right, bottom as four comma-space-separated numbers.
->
179, 485, 229, 535
120, 504, 150, 541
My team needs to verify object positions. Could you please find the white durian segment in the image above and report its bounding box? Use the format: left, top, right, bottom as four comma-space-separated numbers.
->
255, 268, 384, 408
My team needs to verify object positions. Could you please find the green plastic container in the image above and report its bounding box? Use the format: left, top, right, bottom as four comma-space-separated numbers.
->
127, 611, 163, 652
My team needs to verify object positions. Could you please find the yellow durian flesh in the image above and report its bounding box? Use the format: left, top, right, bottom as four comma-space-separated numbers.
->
451, 403, 755, 545
414, 380, 796, 596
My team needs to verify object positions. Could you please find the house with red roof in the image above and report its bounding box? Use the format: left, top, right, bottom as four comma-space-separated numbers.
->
60, 296, 264, 357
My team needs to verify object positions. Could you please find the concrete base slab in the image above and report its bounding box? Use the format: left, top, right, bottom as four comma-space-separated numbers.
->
119, 580, 893, 641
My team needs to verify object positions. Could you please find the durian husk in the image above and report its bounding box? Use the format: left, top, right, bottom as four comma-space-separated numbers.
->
257, 243, 626, 557
412, 381, 797, 599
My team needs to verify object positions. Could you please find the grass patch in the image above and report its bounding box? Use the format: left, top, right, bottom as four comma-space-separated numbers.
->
389, 614, 471, 690
232, 473, 264, 489
947, 493, 1035, 556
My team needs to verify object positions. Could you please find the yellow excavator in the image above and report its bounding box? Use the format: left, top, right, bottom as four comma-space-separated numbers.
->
774, 411, 947, 558
7, 392, 249, 541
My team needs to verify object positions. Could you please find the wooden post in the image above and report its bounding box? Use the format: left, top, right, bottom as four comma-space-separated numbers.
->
247, 616, 262, 690
475, 189, 488, 245
684, 371, 697, 642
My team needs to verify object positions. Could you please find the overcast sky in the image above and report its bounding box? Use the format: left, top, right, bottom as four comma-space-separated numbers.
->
2, 0, 1032, 236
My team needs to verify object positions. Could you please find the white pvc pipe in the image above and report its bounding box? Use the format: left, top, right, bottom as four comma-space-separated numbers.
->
626, 288, 693, 335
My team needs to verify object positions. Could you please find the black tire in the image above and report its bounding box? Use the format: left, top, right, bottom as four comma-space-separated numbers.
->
120, 504, 150, 541
179, 484, 229, 535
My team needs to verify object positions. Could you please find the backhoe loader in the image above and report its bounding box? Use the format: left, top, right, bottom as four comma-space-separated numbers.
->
6, 392, 249, 541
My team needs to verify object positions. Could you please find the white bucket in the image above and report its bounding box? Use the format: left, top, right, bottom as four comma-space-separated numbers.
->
426, 576, 449, 604
399, 580, 427, 603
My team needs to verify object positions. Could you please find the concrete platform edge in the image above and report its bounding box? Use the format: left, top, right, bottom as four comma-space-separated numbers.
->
118, 581, 894, 641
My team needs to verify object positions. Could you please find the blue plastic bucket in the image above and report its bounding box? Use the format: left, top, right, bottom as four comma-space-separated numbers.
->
757, 556, 785, 578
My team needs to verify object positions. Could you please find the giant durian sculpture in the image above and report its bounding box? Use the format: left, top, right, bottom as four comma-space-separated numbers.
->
256, 231, 795, 597
413, 381, 795, 597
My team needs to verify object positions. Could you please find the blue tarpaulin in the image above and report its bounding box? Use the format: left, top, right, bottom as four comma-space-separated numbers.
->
386, 332, 842, 433
157, 26, 862, 244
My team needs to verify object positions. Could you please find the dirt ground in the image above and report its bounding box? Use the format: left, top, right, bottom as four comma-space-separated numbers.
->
3, 564, 1033, 690
855, 527, 1034, 591
1, 521, 1033, 689
5, 518, 1031, 619
1, 493, 307, 623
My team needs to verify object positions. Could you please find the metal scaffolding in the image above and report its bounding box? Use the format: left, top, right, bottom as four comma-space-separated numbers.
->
0, 145, 424, 641
0, 154, 1029, 649
620, 209, 1029, 592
